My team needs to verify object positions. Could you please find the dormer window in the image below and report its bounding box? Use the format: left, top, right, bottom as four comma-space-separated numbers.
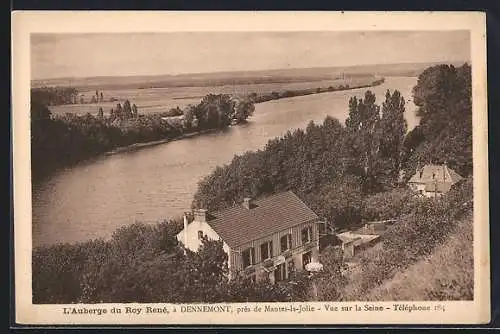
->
197, 231, 203, 240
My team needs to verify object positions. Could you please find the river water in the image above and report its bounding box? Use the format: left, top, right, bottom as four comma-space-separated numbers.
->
32, 77, 419, 246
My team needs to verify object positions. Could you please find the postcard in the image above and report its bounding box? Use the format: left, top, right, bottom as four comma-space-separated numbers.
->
12, 11, 490, 325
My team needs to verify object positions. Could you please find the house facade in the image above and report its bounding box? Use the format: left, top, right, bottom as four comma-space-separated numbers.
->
407, 164, 463, 197
176, 191, 321, 284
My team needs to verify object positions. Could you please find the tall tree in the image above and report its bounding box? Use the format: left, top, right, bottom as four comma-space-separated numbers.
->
401, 63, 472, 177
345, 91, 381, 191
131, 103, 138, 117
115, 103, 123, 120
123, 100, 132, 120
377, 89, 407, 187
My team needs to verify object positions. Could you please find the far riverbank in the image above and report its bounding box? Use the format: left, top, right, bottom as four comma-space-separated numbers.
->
103, 78, 386, 156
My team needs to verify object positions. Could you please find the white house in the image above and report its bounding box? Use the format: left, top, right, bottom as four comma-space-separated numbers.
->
176, 191, 322, 283
407, 164, 463, 197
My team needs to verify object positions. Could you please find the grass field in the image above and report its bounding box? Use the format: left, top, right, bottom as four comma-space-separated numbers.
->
38, 61, 468, 116
47, 77, 377, 116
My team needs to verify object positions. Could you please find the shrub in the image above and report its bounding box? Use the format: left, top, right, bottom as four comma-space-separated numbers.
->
361, 187, 416, 221
364, 215, 473, 301
342, 177, 473, 300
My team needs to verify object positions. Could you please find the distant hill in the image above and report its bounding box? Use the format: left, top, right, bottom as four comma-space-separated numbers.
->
31, 61, 468, 91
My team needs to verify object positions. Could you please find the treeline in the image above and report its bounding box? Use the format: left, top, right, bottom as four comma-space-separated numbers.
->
31, 87, 79, 106
192, 90, 407, 230
401, 63, 472, 177
31, 93, 255, 181
31, 87, 115, 105
246, 77, 385, 104
192, 64, 472, 232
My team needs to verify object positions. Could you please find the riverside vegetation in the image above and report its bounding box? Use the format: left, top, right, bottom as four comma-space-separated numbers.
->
32, 63, 473, 303
31, 93, 255, 181
30, 76, 384, 182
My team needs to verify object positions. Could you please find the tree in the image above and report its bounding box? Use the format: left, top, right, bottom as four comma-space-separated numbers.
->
196, 94, 235, 129
234, 99, 255, 123
345, 91, 381, 192
115, 103, 123, 120
131, 103, 138, 117
31, 101, 52, 120
123, 100, 132, 120
182, 237, 229, 302
183, 105, 196, 130
376, 90, 407, 188
314, 175, 364, 231
314, 246, 347, 301
401, 63, 472, 177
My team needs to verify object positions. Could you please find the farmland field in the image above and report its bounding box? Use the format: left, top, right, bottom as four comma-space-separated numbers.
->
47, 77, 377, 116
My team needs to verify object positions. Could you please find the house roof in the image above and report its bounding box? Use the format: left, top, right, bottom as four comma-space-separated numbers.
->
205, 191, 319, 248
337, 231, 380, 247
336, 232, 361, 244
408, 164, 463, 190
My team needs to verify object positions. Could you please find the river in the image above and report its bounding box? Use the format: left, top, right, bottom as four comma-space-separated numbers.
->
32, 76, 419, 247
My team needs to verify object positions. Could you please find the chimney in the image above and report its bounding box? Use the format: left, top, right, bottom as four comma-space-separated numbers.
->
183, 213, 189, 230
183, 213, 189, 246
193, 209, 207, 223
243, 197, 253, 210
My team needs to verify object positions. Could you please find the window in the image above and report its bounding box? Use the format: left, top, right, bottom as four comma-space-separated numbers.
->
287, 259, 295, 277
260, 241, 273, 261
197, 231, 204, 240
280, 234, 292, 252
301, 226, 312, 244
242, 247, 255, 268
302, 251, 312, 270
274, 263, 286, 282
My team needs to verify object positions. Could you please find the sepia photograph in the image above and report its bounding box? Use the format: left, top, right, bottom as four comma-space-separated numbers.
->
12, 11, 489, 325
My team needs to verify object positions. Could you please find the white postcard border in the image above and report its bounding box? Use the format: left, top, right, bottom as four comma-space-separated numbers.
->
12, 11, 490, 325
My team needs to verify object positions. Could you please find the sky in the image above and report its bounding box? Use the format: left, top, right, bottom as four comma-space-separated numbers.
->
31, 31, 470, 80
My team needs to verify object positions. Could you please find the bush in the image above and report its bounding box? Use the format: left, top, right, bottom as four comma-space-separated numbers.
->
361, 187, 416, 221
33, 218, 185, 304
342, 177, 473, 300
364, 215, 473, 301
